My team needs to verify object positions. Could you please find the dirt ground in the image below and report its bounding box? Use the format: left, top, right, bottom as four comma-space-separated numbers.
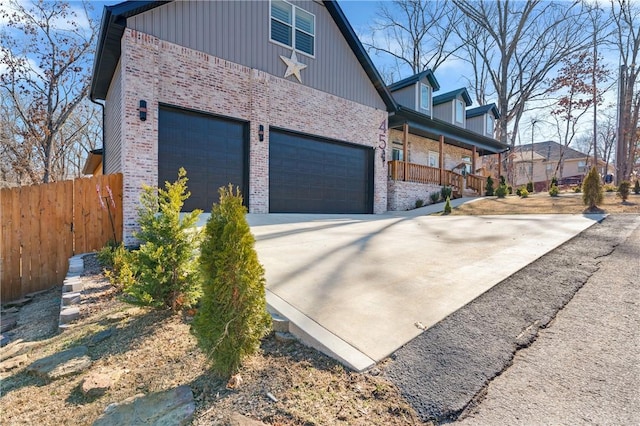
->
0, 256, 422, 426
452, 191, 640, 215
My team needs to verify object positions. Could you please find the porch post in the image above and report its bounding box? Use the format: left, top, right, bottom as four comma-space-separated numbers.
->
472, 146, 477, 174
497, 152, 502, 179
403, 122, 409, 181
439, 135, 445, 185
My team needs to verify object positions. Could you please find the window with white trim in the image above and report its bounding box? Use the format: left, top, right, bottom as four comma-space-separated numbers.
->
420, 83, 431, 111
455, 100, 464, 124
486, 115, 494, 135
462, 155, 472, 174
428, 151, 439, 168
270, 0, 315, 56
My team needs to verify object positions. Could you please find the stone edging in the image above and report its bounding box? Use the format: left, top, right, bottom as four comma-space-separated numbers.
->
58, 255, 85, 331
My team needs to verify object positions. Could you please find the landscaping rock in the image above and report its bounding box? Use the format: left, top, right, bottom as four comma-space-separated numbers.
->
1, 315, 18, 333
0, 334, 11, 347
88, 328, 115, 347
275, 331, 297, 343
3, 298, 33, 308
0, 353, 30, 372
1, 306, 19, 314
82, 370, 122, 398
26, 345, 91, 380
93, 385, 195, 426
230, 412, 268, 426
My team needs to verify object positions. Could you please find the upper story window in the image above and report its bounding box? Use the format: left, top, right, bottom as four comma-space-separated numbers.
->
420, 83, 431, 111
270, 0, 315, 56
486, 115, 494, 135
455, 99, 464, 124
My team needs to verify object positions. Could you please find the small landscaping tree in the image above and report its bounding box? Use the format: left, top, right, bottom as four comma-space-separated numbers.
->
526, 181, 534, 193
443, 196, 452, 214
441, 185, 452, 200
582, 167, 603, 211
485, 176, 494, 196
617, 181, 631, 202
126, 168, 203, 311
495, 183, 508, 198
549, 184, 559, 197
192, 185, 271, 378
551, 176, 558, 187
519, 186, 529, 198
633, 180, 640, 195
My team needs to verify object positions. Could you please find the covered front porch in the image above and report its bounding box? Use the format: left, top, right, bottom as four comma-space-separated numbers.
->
386, 106, 509, 211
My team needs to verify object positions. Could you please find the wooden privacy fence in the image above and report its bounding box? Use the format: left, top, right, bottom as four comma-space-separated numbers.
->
1, 173, 123, 302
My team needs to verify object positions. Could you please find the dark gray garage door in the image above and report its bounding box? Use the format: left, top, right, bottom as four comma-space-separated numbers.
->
159, 106, 248, 212
269, 130, 373, 214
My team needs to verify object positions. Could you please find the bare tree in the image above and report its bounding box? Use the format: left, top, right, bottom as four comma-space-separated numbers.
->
612, 0, 640, 182
452, 0, 592, 182
364, 0, 463, 83
0, 0, 97, 185
548, 51, 610, 178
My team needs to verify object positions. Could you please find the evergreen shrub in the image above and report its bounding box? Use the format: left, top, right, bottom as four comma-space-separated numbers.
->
617, 181, 631, 202
192, 185, 271, 378
582, 167, 603, 210
634, 180, 640, 194
485, 176, 494, 196
126, 168, 203, 311
526, 181, 534, 193
441, 185, 452, 200
496, 184, 508, 198
443, 196, 452, 214
549, 184, 559, 197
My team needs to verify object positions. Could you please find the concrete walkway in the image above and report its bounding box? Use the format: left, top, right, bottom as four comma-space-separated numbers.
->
234, 201, 604, 371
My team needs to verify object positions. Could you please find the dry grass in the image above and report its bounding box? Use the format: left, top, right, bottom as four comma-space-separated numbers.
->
451, 191, 640, 216
0, 256, 423, 426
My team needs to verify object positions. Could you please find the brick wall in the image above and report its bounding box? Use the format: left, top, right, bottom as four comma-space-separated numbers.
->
387, 180, 441, 211
117, 29, 388, 243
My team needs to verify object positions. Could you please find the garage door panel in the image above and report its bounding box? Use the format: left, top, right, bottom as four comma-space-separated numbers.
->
269, 130, 373, 214
159, 107, 247, 212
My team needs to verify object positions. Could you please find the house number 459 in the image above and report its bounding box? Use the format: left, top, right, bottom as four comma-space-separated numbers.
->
378, 120, 387, 163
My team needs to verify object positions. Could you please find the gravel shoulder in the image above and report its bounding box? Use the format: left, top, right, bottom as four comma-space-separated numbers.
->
384, 215, 640, 424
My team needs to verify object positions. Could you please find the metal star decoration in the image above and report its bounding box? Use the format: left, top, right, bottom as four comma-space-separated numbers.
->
280, 50, 307, 83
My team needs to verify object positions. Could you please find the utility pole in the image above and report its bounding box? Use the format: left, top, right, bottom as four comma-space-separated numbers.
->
531, 119, 538, 185
616, 65, 626, 185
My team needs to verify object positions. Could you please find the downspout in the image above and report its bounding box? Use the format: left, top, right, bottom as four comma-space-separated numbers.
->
90, 96, 106, 175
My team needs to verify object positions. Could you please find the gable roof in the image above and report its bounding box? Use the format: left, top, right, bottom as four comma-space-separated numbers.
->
466, 103, 500, 119
387, 69, 440, 92
433, 88, 472, 107
90, 0, 396, 110
511, 141, 588, 161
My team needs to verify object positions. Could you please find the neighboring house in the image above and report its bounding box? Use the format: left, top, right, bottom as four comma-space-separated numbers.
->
385, 73, 509, 210
90, 0, 396, 243
88, 0, 510, 242
510, 141, 610, 190
82, 149, 103, 176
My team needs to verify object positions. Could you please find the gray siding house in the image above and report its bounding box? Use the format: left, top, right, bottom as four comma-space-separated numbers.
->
466, 104, 499, 139
432, 88, 473, 127
90, 0, 395, 243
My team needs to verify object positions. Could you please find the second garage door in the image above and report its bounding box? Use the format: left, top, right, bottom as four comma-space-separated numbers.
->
269, 130, 373, 214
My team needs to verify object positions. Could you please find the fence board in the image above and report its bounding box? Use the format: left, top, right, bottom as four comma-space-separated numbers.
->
0, 174, 122, 303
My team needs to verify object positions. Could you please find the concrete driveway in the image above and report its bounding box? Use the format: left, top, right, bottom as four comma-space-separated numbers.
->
240, 204, 603, 371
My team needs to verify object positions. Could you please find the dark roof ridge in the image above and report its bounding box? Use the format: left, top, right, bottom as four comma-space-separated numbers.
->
433, 88, 473, 106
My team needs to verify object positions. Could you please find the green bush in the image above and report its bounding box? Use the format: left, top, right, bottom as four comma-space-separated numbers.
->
443, 196, 452, 215
126, 168, 203, 311
507, 185, 513, 195
192, 185, 271, 378
634, 180, 640, 194
515, 187, 522, 197
582, 167, 603, 210
98, 242, 136, 291
441, 185, 452, 200
603, 184, 617, 192
551, 176, 558, 187
499, 175, 506, 186
617, 181, 631, 202
496, 184, 508, 198
429, 191, 440, 204
415, 199, 424, 209
574, 186, 581, 193
549, 184, 559, 197
485, 176, 494, 196
519, 187, 529, 198
526, 181, 534, 193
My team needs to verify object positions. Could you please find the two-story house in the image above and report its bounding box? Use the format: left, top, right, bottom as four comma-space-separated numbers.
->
90, 0, 400, 243
385, 74, 508, 210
